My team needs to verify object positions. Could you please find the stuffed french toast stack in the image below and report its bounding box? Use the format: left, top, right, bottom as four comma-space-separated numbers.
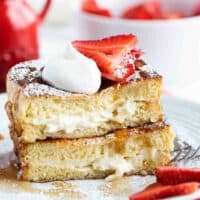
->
5, 34, 175, 182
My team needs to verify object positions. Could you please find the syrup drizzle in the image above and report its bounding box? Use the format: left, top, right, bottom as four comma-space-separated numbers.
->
0, 152, 86, 199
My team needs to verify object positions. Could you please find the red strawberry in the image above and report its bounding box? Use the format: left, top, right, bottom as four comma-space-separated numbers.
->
121, 1, 161, 20
72, 34, 137, 55
129, 182, 199, 200
156, 166, 200, 185
193, 1, 200, 16
162, 12, 184, 19
145, 183, 162, 191
75, 48, 136, 82
81, 0, 111, 17
72, 35, 141, 82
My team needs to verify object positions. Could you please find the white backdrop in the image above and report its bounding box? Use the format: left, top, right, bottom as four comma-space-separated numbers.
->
28, 0, 81, 25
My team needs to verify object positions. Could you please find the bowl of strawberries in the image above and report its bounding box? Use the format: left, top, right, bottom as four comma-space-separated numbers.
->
76, 0, 200, 90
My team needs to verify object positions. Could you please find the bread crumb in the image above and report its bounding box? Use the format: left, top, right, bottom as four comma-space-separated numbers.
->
140, 170, 148, 176
0, 134, 4, 140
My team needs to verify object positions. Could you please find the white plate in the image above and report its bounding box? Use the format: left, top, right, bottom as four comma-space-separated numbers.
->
0, 94, 200, 200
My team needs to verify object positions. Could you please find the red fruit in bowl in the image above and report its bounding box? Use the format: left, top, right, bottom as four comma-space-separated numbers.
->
72, 34, 142, 83
121, 1, 161, 20
81, 0, 112, 17
162, 12, 184, 19
193, 1, 200, 16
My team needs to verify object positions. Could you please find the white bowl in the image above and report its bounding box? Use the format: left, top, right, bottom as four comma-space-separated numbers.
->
75, 0, 200, 90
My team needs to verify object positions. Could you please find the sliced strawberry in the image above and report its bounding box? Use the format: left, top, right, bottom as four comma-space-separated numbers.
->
129, 182, 199, 200
72, 34, 137, 55
156, 166, 200, 185
193, 1, 200, 16
81, 0, 112, 17
121, 1, 161, 20
130, 49, 144, 59
145, 183, 162, 191
72, 34, 141, 82
75, 48, 135, 82
162, 12, 184, 19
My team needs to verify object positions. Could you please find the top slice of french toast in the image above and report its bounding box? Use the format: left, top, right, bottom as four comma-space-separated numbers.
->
6, 60, 163, 142
7, 60, 162, 101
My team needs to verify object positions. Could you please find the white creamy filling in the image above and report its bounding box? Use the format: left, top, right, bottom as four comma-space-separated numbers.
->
93, 148, 159, 180
92, 155, 134, 181
32, 100, 136, 134
37, 148, 160, 181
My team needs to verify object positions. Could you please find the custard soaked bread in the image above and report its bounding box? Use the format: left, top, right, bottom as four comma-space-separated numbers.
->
6, 61, 163, 143
6, 34, 175, 182
11, 122, 175, 182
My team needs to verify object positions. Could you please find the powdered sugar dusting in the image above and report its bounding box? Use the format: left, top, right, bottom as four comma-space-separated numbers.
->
8, 60, 72, 97
140, 65, 158, 75
8, 60, 44, 84
9, 67, 31, 82
14, 60, 45, 70
131, 65, 160, 81
7, 60, 161, 97
114, 66, 128, 79
23, 83, 69, 97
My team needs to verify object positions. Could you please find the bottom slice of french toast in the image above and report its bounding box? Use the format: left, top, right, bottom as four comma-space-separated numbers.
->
11, 121, 175, 182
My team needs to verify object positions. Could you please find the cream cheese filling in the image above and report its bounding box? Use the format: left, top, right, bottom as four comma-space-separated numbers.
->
36, 148, 162, 181
32, 100, 136, 134
93, 148, 160, 180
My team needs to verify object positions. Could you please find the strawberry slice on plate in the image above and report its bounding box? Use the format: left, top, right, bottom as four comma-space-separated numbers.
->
129, 182, 199, 200
81, 0, 112, 17
72, 35, 141, 83
121, 1, 161, 20
156, 166, 200, 185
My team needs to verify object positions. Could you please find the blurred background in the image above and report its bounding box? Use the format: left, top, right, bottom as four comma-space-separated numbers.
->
29, 0, 81, 26
1, 0, 200, 102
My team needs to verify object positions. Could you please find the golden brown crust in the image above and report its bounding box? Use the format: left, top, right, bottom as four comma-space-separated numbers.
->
11, 121, 170, 145
7, 60, 162, 97
6, 60, 162, 101
21, 157, 170, 182
6, 61, 163, 142
5, 61, 175, 182
10, 122, 175, 182
7, 100, 163, 142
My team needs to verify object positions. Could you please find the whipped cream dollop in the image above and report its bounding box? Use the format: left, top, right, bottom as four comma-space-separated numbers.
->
42, 42, 101, 94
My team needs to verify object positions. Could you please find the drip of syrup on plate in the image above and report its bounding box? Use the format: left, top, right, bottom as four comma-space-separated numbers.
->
0, 152, 85, 199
